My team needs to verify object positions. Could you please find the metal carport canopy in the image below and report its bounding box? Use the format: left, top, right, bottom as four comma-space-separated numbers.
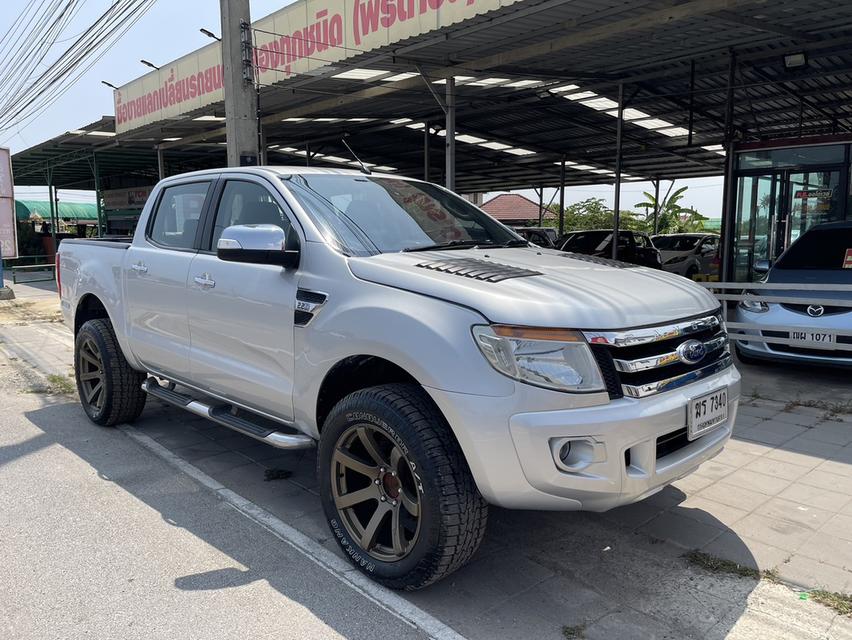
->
13, 0, 852, 194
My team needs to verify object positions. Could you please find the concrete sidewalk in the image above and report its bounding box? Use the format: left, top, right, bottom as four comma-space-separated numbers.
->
2, 294, 851, 639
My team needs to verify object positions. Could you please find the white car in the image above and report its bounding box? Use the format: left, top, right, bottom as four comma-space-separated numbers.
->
653, 233, 720, 279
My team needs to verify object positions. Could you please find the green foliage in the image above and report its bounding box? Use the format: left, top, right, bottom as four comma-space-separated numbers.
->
634, 184, 708, 233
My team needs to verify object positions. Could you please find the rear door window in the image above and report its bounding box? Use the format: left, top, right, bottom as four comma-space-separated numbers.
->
148, 182, 211, 250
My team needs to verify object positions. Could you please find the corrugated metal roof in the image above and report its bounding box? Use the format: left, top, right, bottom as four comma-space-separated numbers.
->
16, 200, 98, 221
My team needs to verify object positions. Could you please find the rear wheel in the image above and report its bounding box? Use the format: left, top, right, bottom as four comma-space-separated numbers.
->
75, 319, 146, 426
318, 383, 488, 590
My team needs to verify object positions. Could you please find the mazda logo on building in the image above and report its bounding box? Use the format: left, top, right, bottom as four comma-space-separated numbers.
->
807, 305, 825, 317
676, 339, 707, 365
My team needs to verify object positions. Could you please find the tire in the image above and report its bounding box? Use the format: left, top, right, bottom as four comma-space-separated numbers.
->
75, 318, 147, 426
318, 383, 488, 590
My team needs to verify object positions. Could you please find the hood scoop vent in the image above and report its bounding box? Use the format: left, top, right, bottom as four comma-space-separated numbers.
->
563, 252, 639, 269
415, 257, 542, 283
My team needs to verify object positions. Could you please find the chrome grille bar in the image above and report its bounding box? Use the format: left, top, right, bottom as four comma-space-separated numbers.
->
583, 313, 721, 348
622, 355, 734, 399
613, 335, 729, 373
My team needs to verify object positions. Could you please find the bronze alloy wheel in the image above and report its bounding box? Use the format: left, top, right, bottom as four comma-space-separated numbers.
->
77, 336, 105, 411
331, 424, 421, 562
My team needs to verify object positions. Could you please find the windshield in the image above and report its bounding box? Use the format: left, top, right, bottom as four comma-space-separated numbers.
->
283, 174, 520, 254
653, 236, 701, 251
776, 227, 852, 270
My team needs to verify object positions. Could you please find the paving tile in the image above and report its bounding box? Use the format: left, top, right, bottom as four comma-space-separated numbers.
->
737, 426, 805, 447
696, 459, 739, 481
778, 555, 852, 592
713, 447, 761, 469
150, 428, 212, 449
725, 437, 773, 457
797, 422, 852, 446
781, 435, 845, 458
700, 531, 789, 571
799, 469, 852, 494
672, 496, 749, 529
769, 411, 824, 427
778, 482, 852, 513
731, 513, 814, 552
738, 405, 782, 419
819, 513, 852, 542
742, 457, 812, 481
698, 481, 770, 512
585, 608, 704, 640
816, 458, 852, 477
723, 468, 793, 496
671, 472, 716, 495
764, 447, 830, 470
753, 497, 833, 530
797, 531, 852, 569
638, 510, 724, 549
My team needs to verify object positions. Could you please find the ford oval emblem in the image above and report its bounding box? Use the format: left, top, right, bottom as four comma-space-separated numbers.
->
677, 339, 707, 365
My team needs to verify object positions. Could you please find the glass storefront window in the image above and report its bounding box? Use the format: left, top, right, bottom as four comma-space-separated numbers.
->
737, 145, 845, 170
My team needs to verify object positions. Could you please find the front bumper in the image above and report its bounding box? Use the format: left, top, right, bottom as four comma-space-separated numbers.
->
735, 305, 852, 368
426, 366, 740, 511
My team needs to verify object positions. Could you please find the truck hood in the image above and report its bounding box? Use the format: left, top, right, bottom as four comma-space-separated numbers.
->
348, 247, 719, 329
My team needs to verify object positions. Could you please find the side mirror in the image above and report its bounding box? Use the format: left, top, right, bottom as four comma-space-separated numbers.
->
753, 259, 772, 275
217, 224, 300, 269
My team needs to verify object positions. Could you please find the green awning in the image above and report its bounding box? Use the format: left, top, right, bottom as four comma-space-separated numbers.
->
15, 199, 99, 221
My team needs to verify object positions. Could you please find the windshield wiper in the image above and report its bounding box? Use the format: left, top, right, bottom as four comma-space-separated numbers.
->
402, 240, 490, 252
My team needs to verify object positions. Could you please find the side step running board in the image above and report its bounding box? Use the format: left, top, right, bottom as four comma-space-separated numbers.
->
142, 378, 315, 450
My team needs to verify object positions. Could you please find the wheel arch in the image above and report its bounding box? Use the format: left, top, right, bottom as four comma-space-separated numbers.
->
74, 293, 111, 336
315, 354, 421, 433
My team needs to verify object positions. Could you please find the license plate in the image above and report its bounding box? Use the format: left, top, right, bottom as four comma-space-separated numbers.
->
790, 330, 836, 348
688, 388, 728, 440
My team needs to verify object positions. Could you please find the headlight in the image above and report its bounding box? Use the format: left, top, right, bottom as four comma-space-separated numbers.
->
665, 255, 688, 265
738, 293, 768, 313
472, 325, 605, 393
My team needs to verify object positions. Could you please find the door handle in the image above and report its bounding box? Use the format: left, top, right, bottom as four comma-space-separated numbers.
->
194, 274, 215, 289
131, 262, 148, 274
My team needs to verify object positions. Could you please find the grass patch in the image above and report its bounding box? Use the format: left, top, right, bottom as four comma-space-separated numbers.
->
784, 398, 852, 418
29, 374, 75, 395
684, 551, 767, 580
810, 590, 852, 617
562, 624, 586, 639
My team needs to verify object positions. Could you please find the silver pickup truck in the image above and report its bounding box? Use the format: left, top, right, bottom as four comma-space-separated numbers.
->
58, 167, 740, 590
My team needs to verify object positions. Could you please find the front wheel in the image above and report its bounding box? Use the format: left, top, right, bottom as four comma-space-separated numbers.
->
75, 319, 146, 426
318, 384, 488, 590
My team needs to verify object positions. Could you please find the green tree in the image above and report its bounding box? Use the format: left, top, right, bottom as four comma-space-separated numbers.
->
634, 184, 691, 234
543, 197, 648, 233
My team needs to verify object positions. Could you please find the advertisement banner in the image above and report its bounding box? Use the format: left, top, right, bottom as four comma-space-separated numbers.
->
0, 147, 17, 260
103, 186, 155, 210
115, 0, 522, 133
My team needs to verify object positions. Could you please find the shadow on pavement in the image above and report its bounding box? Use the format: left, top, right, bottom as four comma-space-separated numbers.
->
18, 397, 760, 640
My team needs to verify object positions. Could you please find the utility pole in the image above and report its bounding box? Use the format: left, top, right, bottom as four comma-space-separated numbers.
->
220, 0, 258, 167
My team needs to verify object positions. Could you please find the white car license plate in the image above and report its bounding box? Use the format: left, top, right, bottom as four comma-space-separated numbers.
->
688, 388, 728, 440
790, 330, 836, 347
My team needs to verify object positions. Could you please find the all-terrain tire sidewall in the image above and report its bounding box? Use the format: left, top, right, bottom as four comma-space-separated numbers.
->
74, 319, 146, 427
318, 384, 487, 590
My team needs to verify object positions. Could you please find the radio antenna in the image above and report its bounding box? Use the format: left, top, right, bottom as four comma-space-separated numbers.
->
341, 138, 372, 175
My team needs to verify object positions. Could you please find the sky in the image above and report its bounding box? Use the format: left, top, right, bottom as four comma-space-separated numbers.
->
5, 0, 723, 216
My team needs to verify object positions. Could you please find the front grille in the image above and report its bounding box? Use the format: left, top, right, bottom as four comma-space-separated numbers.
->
586, 312, 732, 399
656, 427, 690, 460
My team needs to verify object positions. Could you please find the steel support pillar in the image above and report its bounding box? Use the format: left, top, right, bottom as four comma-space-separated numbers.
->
220, 0, 258, 167
612, 82, 625, 261
720, 50, 737, 284
538, 186, 544, 225
445, 77, 456, 192
558, 157, 566, 237
48, 183, 58, 255
93, 153, 104, 237
423, 123, 431, 182
157, 147, 166, 180
653, 178, 660, 234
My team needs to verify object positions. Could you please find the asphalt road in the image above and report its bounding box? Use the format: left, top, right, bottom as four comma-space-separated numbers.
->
0, 363, 428, 640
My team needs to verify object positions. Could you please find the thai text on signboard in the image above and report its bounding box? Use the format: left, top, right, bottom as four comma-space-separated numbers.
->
0, 148, 17, 259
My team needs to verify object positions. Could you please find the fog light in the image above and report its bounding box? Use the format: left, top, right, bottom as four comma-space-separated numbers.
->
550, 437, 605, 473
